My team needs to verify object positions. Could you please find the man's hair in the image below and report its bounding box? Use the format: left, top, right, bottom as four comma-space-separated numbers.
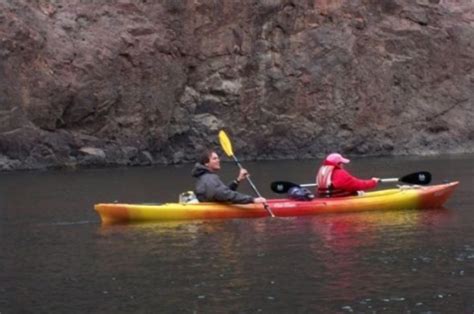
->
198, 149, 215, 165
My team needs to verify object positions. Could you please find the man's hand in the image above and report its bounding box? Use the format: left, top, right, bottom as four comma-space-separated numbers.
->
253, 197, 267, 204
237, 168, 249, 182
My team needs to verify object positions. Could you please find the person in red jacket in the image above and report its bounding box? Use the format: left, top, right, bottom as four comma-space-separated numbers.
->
316, 153, 380, 197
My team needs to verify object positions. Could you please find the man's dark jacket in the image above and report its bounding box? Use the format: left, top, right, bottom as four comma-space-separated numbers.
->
191, 163, 254, 203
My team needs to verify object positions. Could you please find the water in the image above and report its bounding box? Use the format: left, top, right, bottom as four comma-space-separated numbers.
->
1, 154, 473, 313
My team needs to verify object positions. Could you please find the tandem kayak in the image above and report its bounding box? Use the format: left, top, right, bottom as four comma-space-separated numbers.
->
94, 182, 459, 224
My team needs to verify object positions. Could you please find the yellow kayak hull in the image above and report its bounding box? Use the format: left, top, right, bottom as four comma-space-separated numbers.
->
94, 182, 459, 224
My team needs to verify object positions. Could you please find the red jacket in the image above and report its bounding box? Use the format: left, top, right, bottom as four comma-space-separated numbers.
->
316, 160, 378, 197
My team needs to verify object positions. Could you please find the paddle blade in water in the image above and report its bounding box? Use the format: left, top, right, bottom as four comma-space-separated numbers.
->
218, 130, 234, 157
400, 171, 432, 185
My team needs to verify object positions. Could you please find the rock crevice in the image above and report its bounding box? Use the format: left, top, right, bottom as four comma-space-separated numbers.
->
0, 0, 473, 170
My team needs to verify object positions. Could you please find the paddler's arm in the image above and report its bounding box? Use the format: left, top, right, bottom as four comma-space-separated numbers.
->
214, 187, 254, 204
333, 169, 379, 192
208, 176, 254, 204
228, 168, 249, 191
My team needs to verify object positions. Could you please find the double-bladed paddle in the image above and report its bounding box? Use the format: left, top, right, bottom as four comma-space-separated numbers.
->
218, 130, 275, 217
270, 171, 432, 194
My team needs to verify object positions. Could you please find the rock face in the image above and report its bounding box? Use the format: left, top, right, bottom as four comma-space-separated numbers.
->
0, 0, 473, 170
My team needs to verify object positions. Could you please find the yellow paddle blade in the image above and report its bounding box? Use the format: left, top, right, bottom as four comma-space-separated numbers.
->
218, 130, 234, 157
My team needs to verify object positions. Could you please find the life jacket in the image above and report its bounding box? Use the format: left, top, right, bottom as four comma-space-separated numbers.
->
316, 165, 353, 197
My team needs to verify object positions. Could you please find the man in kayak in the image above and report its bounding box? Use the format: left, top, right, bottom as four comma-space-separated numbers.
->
316, 153, 380, 197
191, 149, 267, 204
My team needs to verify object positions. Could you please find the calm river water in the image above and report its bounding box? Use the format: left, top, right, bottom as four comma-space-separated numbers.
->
1, 154, 473, 313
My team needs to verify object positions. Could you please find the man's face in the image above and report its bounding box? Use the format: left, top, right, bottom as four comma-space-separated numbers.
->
205, 152, 221, 172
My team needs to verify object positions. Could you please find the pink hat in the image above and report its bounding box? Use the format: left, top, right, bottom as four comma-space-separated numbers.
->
326, 153, 350, 164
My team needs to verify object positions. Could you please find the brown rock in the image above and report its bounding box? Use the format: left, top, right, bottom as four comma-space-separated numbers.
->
0, 0, 473, 171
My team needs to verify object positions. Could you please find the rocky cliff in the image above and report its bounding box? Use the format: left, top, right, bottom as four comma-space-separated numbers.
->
0, 0, 473, 170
